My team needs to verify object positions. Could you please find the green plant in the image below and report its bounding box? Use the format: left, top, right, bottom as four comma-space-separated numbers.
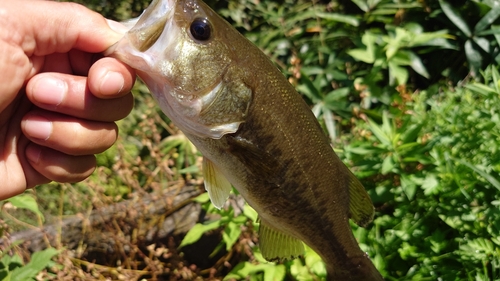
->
438, 0, 500, 77
0, 248, 59, 281
341, 64, 500, 280
0, 195, 60, 280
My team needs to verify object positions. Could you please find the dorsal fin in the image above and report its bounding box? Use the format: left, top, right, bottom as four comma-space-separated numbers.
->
202, 157, 232, 209
348, 170, 375, 227
258, 217, 304, 261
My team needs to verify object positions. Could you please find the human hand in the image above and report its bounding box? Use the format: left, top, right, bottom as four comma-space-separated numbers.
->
0, 0, 136, 200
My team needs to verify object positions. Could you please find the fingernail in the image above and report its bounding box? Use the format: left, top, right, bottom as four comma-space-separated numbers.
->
26, 145, 41, 164
32, 77, 66, 106
23, 117, 53, 141
101, 71, 125, 95
106, 19, 130, 35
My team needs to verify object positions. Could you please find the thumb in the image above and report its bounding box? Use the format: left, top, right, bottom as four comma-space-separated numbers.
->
5, 0, 125, 56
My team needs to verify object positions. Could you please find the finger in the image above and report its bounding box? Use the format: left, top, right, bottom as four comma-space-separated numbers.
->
21, 110, 118, 156
39, 50, 102, 77
5, 1, 125, 56
87, 57, 136, 99
26, 73, 134, 122
25, 143, 96, 184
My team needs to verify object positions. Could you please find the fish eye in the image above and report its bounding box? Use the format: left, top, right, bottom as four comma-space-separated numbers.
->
189, 18, 212, 41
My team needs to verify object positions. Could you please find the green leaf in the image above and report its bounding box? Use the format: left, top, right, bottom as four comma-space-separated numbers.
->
439, 0, 472, 37
263, 264, 286, 281
464, 83, 496, 96
348, 49, 375, 64
410, 30, 454, 47
6, 195, 44, 223
296, 73, 322, 103
421, 174, 440, 195
222, 221, 242, 251
224, 262, 273, 280
315, 12, 359, 26
400, 174, 417, 200
322, 107, 337, 141
324, 88, 350, 103
347, 33, 377, 63
381, 156, 394, 175
472, 36, 490, 54
491, 25, 500, 49
11, 248, 59, 280
400, 123, 423, 143
408, 51, 430, 79
464, 39, 483, 76
178, 164, 199, 174
491, 64, 500, 93
243, 204, 258, 223
460, 160, 500, 192
192, 192, 210, 204
350, 0, 370, 12
179, 221, 221, 248
367, 118, 391, 147
388, 60, 409, 85
474, 6, 500, 33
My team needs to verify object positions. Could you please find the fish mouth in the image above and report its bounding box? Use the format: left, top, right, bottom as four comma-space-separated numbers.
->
104, 0, 177, 68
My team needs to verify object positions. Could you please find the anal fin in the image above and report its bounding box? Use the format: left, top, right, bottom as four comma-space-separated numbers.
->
348, 170, 375, 227
258, 217, 304, 262
202, 157, 232, 209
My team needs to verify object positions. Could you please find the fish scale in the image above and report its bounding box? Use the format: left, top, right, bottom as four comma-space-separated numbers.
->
106, 0, 384, 279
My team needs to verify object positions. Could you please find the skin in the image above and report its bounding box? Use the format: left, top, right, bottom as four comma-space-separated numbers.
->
0, 0, 136, 200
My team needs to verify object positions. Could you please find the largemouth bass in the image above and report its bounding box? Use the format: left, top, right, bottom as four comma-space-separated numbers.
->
106, 0, 383, 280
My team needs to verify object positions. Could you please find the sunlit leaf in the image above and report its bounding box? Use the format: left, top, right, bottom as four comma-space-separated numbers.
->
464, 83, 496, 96
316, 12, 359, 26
322, 107, 337, 141
222, 221, 242, 251
179, 221, 221, 248
348, 32, 378, 63
367, 118, 391, 147
10, 248, 59, 280
348, 49, 375, 64
381, 156, 394, 174
400, 174, 417, 200
408, 51, 430, 79
472, 36, 491, 54
7, 195, 44, 223
388, 61, 409, 85
421, 174, 440, 195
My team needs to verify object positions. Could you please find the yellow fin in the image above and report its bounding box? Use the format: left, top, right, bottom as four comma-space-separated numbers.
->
348, 170, 375, 227
202, 157, 232, 209
258, 217, 304, 262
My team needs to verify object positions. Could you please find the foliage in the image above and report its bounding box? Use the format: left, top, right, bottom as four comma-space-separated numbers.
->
0, 199, 58, 280
0, 248, 59, 281
2, 0, 500, 280
343, 64, 500, 280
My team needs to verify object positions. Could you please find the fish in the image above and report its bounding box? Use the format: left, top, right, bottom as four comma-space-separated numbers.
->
105, 0, 384, 280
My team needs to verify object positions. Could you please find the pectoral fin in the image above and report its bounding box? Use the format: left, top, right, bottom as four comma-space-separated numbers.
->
348, 171, 375, 227
202, 157, 232, 209
258, 217, 304, 262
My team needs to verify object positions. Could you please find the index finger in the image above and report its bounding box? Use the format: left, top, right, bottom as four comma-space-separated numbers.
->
3, 0, 124, 56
